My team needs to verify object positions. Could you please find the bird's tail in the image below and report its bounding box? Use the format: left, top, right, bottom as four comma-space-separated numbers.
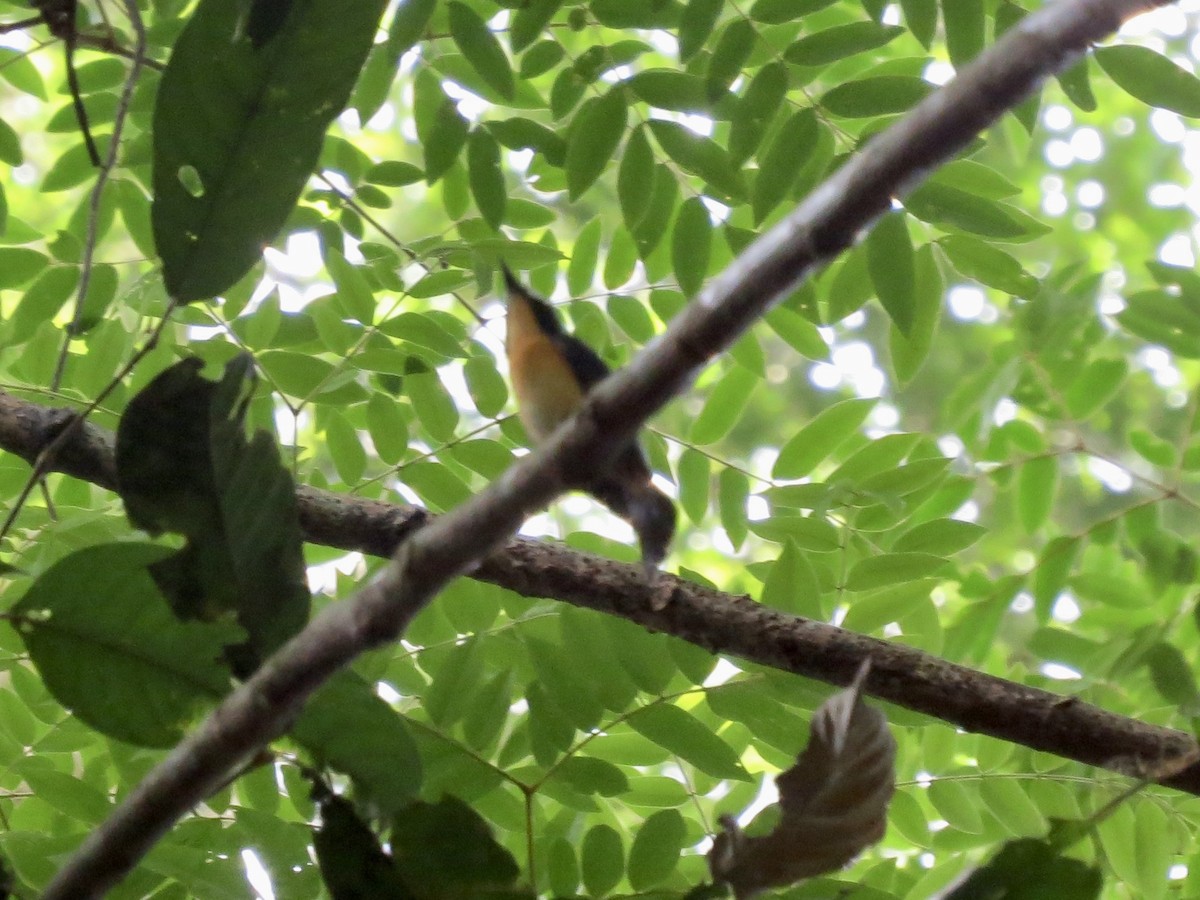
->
590, 460, 676, 572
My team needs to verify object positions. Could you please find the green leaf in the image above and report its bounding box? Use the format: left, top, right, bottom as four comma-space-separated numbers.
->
464, 356, 508, 417
293, 671, 422, 812
649, 120, 746, 202
629, 704, 747, 779
1016, 456, 1057, 533
628, 69, 729, 114
672, 197, 711, 297
628, 809, 687, 890
889, 243, 942, 385
928, 778, 984, 833
18, 766, 111, 826
1095, 44, 1200, 117
942, 0, 983, 67
680, 0, 723, 62
822, 75, 932, 117
761, 539, 823, 617
115, 357, 311, 672
566, 87, 628, 199
312, 793, 412, 898
13, 542, 235, 748
152, 0, 387, 302
591, 0, 682, 29
0, 48, 47, 99
582, 825, 624, 896
325, 411, 367, 485
677, 447, 710, 523
633, 164, 681, 259
511, 0, 563, 52
391, 796, 520, 891
784, 21, 904, 66
352, 46, 400, 125
894, 518, 985, 556
366, 393, 409, 464
448, 1, 515, 100
841, 580, 935, 634
750, 0, 838, 22
907, 183, 1050, 241
414, 70, 470, 183
765, 306, 828, 359
0, 248, 50, 290
939, 234, 1037, 296
773, 398, 876, 480
1056, 56, 1097, 112
0, 117, 23, 166
867, 211, 915, 335
520, 40, 564, 78
1065, 358, 1127, 419
467, 129, 506, 230
405, 371, 459, 442
846, 552, 947, 590
618, 124, 655, 233
731, 62, 789, 164
749, 515, 840, 551
1070, 572, 1152, 610
605, 225, 639, 288
901, 0, 937, 48
945, 838, 1102, 899
568, 217, 603, 296
43, 139, 109, 192
719, 468, 749, 549
690, 366, 757, 444
753, 107, 818, 224
325, 249, 376, 325
707, 18, 756, 100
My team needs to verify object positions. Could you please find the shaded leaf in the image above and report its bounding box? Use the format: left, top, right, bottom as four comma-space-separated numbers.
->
944, 838, 1102, 899
293, 671, 422, 813
115, 356, 310, 674
566, 87, 628, 199
313, 792, 413, 899
629, 809, 687, 890
152, 0, 387, 301
13, 542, 236, 748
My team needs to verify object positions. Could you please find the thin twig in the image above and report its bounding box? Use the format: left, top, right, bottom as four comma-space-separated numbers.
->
0, 300, 177, 544
1, 0, 153, 546
50, 0, 147, 392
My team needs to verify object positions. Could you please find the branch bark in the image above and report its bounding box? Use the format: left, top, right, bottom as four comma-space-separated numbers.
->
12, 0, 1174, 894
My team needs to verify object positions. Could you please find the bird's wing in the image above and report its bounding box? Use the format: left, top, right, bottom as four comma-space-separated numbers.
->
554, 332, 611, 391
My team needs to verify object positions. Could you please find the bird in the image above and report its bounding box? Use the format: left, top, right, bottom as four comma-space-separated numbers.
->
502, 265, 676, 571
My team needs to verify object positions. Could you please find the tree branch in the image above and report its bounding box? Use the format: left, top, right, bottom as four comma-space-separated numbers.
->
27, 0, 1177, 894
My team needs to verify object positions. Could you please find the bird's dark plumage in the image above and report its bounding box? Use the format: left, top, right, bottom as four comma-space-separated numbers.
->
502, 265, 675, 569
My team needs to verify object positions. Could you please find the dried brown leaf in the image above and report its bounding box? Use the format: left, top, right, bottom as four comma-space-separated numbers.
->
709, 658, 896, 899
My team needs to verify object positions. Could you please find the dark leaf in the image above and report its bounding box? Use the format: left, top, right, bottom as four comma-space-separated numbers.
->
115, 356, 310, 675
152, 0, 387, 301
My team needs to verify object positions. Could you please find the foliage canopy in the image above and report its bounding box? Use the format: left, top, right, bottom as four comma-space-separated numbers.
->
2, 0, 1200, 897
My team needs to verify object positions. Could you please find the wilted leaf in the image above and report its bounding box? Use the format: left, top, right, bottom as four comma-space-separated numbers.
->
709, 659, 895, 898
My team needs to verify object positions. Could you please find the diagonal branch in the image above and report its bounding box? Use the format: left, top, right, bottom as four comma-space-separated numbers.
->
4, 386, 1200, 797
27, 0, 1177, 894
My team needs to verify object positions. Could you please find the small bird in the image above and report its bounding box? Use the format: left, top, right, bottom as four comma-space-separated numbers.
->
502, 265, 676, 571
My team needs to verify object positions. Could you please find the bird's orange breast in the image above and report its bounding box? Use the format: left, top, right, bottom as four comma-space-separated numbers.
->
506, 299, 585, 442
